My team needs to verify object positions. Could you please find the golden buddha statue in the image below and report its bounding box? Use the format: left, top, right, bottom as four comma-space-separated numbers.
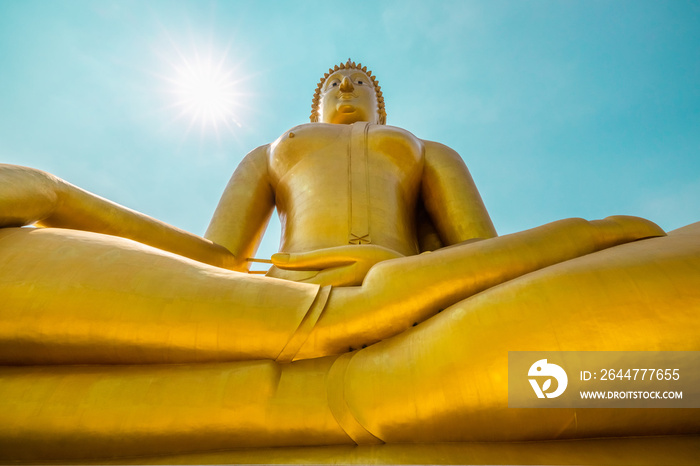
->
0, 60, 698, 464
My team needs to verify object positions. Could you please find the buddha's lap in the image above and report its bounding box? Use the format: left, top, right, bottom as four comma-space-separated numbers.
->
0, 225, 697, 362
0, 217, 666, 365
0, 228, 698, 449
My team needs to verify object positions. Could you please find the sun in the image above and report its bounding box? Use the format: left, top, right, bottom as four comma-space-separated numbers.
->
171, 56, 241, 128
157, 39, 250, 138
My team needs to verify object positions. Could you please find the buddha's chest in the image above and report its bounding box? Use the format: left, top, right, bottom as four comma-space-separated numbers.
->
268, 123, 424, 187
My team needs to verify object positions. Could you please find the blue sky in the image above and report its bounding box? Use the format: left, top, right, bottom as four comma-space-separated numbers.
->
1, 0, 699, 262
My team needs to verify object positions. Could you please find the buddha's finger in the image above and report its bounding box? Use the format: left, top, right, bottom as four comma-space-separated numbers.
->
272, 245, 403, 271
298, 264, 362, 287
271, 248, 358, 270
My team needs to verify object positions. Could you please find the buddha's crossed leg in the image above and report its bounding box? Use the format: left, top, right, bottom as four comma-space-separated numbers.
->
1, 216, 665, 364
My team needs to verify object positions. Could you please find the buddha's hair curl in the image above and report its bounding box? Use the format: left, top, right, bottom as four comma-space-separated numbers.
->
310, 59, 386, 125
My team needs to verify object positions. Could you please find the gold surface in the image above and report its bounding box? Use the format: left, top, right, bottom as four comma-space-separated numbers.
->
11, 436, 698, 465
0, 59, 698, 463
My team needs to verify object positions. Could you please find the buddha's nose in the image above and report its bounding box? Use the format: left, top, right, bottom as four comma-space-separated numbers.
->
339, 76, 354, 92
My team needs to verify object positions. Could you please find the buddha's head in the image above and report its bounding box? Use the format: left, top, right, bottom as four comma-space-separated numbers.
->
310, 59, 387, 125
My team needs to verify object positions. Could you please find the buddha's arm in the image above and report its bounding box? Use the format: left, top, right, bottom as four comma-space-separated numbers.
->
205, 145, 275, 272
0, 164, 236, 269
420, 140, 497, 245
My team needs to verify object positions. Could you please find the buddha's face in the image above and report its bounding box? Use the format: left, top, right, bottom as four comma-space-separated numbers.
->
318, 69, 379, 125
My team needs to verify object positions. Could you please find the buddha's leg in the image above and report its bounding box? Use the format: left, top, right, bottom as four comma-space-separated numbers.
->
334, 229, 700, 443
297, 216, 666, 358
0, 357, 353, 461
0, 227, 325, 364
2, 216, 663, 364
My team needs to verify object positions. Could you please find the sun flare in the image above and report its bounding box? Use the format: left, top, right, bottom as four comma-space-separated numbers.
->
157, 40, 250, 137
172, 57, 239, 126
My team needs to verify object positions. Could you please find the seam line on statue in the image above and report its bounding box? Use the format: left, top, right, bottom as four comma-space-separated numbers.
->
275, 285, 331, 363
326, 351, 384, 445
347, 126, 352, 241
363, 122, 371, 244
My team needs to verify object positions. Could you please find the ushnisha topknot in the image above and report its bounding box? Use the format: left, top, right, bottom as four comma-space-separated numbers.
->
310, 58, 387, 125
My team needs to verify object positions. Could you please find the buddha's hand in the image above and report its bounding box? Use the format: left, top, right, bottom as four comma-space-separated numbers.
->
271, 244, 404, 287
